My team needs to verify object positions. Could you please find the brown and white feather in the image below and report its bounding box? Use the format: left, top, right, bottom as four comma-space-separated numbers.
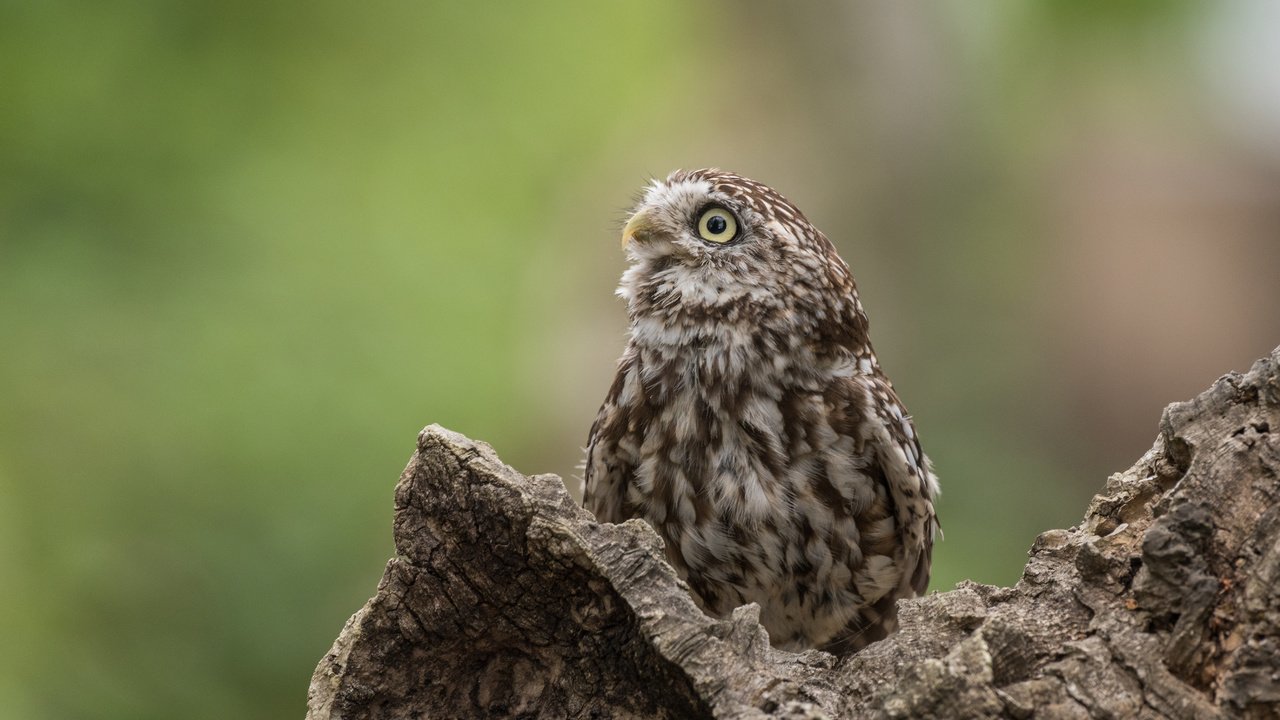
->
584, 169, 938, 652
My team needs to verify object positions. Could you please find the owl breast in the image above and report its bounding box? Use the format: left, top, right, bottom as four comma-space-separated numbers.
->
589, 341, 908, 651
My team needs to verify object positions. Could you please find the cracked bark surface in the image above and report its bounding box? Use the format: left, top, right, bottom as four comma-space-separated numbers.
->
307, 346, 1280, 719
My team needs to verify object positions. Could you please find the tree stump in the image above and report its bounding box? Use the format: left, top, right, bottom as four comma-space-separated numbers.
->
307, 346, 1280, 719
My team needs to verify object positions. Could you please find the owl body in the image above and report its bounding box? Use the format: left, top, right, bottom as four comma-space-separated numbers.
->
584, 170, 937, 652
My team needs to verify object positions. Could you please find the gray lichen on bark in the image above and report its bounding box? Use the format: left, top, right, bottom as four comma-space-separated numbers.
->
307, 346, 1280, 719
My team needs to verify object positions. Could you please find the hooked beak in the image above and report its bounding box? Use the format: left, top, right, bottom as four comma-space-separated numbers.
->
621, 208, 657, 249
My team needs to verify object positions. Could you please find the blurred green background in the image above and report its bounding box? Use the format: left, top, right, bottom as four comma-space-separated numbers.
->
3, 2, 1279, 718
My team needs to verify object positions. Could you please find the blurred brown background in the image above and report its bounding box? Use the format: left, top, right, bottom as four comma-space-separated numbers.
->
2, 2, 1278, 718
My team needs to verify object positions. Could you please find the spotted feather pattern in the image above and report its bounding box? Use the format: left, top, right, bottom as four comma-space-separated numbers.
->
584, 169, 938, 652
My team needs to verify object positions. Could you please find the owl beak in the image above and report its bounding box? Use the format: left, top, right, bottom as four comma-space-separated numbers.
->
621, 209, 657, 249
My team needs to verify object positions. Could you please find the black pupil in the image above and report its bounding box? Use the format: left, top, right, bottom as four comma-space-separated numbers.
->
706, 214, 728, 235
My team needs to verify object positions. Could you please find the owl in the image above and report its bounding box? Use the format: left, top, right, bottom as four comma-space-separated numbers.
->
583, 169, 939, 653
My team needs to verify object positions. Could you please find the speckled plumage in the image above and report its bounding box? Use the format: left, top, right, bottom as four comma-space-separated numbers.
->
583, 169, 939, 653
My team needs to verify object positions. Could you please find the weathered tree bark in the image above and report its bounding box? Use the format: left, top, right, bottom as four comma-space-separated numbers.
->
307, 347, 1280, 719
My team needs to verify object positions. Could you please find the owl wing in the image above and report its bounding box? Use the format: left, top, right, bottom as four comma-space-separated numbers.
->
857, 372, 938, 596
823, 371, 939, 652
583, 353, 643, 523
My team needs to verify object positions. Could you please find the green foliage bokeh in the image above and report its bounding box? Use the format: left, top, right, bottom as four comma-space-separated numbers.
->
5, 2, 1262, 718
1, 3, 697, 717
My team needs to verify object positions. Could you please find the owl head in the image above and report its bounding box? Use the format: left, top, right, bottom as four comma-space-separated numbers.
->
622, 168, 815, 259
616, 169, 857, 320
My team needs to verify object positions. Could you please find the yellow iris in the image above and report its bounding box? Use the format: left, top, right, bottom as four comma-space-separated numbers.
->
697, 207, 738, 243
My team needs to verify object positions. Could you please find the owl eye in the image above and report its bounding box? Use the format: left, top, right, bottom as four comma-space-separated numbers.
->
696, 207, 738, 244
